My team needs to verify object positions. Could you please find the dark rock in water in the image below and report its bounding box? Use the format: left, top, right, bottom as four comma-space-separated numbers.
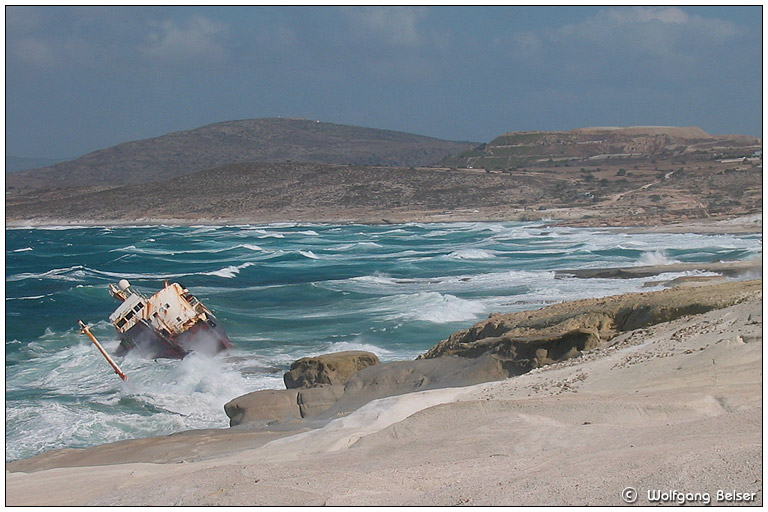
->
283, 350, 380, 389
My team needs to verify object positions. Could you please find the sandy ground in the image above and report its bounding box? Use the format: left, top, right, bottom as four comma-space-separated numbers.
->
6, 283, 762, 506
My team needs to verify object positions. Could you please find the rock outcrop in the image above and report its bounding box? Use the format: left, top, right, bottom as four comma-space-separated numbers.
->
225, 280, 761, 428
335, 354, 510, 410
225, 351, 379, 426
224, 389, 301, 426
225, 354, 510, 427
283, 350, 380, 389
419, 280, 762, 370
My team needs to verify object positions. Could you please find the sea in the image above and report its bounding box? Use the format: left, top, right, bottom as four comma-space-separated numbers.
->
5, 221, 762, 462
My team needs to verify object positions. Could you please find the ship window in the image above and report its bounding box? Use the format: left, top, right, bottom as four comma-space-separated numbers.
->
176, 317, 182, 322
165, 304, 170, 309
134, 304, 143, 312
124, 311, 134, 321
116, 318, 126, 328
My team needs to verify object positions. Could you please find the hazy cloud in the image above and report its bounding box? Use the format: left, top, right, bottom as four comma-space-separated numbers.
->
8, 37, 56, 68
141, 15, 229, 64
548, 6, 739, 56
341, 6, 428, 47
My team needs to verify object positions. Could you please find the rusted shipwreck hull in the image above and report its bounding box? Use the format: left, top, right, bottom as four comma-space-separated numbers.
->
108, 279, 232, 359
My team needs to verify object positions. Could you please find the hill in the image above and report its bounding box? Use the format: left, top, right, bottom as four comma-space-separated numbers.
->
6, 149, 762, 227
5, 162, 554, 224
442, 126, 761, 170
6, 125, 761, 228
5, 156, 70, 173
5, 118, 476, 191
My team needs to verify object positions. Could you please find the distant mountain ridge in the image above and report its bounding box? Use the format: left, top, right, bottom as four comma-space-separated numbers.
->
5, 156, 71, 173
443, 125, 761, 170
6, 118, 476, 190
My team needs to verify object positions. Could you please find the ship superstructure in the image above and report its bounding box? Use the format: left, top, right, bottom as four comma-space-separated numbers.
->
108, 279, 231, 359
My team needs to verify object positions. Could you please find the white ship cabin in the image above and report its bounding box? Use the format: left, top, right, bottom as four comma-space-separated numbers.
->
109, 292, 146, 334
109, 280, 207, 336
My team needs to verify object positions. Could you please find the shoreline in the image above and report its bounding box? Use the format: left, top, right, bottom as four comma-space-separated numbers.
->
5, 212, 763, 235
6, 274, 763, 505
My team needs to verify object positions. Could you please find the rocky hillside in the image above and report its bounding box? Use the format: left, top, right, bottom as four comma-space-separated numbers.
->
5, 162, 556, 224
6, 125, 761, 227
443, 126, 761, 170
6, 118, 476, 190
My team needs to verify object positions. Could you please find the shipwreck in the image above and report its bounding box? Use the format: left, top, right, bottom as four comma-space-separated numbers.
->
107, 279, 232, 359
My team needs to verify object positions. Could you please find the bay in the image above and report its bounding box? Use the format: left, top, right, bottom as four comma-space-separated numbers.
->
5, 222, 762, 461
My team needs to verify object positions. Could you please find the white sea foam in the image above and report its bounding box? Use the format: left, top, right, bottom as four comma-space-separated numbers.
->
447, 248, 497, 260
319, 339, 394, 358
205, 262, 255, 278
377, 292, 487, 324
334, 242, 383, 251
6, 294, 49, 301
11, 247, 33, 252
298, 250, 320, 259
6, 265, 89, 282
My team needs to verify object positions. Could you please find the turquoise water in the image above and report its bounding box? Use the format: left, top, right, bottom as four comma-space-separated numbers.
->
5, 222, 762, 461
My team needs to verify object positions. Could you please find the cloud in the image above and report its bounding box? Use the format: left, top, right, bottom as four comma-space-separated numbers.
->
547, 6, 738, 56
8, 37, 56, 68
603, 6, 690, 25
341, 6, 428, 47
141, 15, 229, 64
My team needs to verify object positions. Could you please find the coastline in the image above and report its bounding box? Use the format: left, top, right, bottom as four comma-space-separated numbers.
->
6, 271, 763, 505
5, 211, 763, 235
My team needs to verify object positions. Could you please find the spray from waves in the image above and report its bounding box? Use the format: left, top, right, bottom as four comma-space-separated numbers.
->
11, 247, 34, 252
119, 352, 262, 423
6, 337, 279, 461
638, 250, 679, 266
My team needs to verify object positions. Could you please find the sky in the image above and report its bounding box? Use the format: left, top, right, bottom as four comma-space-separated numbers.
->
4, 5, 763, 159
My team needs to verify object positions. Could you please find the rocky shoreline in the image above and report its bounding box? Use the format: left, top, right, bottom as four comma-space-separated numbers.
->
6, 256, 763, 504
